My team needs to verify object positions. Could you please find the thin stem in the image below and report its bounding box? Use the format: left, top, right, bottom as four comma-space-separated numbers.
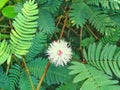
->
9, 19, 13, 29
22, 56, 35, 90
36, 62, 50, 90
0, 16, 4, 22
85, 24, 99, 40
80, 28, 83, 48
56, 15, 63, 27
79, 28, 86, 63
59, 13, 68, 40
6, 63, 10, 75
0, 25, 10, 28
71, 28, 79, 37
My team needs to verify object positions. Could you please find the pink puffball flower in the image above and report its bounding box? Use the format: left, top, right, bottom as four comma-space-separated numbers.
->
46, 40, 72, 66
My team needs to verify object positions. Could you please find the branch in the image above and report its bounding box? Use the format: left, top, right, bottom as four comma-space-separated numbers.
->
59, 13, 68, 40
22, 56, 35, 90
56, 15, 63, 27
85, 24, 99, 40
36, 62, 50, 90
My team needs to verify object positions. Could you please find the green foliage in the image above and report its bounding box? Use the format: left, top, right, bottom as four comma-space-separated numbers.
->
38, 9, 55, 34
45, 64, 71, 85
83, 42, 120, 78
0, 34, 10, 39
69, 61, 119, 90
87, 0, 120, 10
8, 64, 21, 90
19, 70, 38, 90
10, 0, 39, 55
27, 57, 48, 78
101, 32, 120, 44
26, 32, 47, 61
0, 0, 9, 10
0, 66, 10, 90
88, 8, 116, 35
14, 2, 23, 13
40, 0, 63, 14
0, 40, 11, 65
69, 1, 90, 28
2, 5, 17, 19
80, 36, 95, 47
0, 0, 120, 90
69, 0, 119, 35
56, 81, 77, 90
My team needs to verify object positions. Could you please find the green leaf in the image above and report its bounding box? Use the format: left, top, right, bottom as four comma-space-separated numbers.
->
69, 2, 91, 28
38, 9, 55, 34
8, 64, 21, 90
26, 32, 47, 62
10, 0, 39, 55
69, 61, 119, 90
56, 80, 77, 90
80, 36, 95, 47
41, 0, 62, 14
19, 70, 38, 90
45, 64, 71, 85
0, 34, 10, 39
83, 42, 120, 78
27, 58, 48, 79
0, 66, 10, 90
2, 5, 17, 18
0, 40, 11, 65
0, 0, 9, 10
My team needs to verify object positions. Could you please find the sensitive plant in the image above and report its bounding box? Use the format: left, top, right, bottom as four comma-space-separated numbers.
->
0, 0, 120, 90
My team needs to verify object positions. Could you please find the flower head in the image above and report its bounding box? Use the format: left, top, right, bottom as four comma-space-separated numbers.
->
46, 40, 72, 66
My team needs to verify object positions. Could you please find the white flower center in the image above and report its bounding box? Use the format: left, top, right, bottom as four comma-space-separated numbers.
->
57, 50, 63, 56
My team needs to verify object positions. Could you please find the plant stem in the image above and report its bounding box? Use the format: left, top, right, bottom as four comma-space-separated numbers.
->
56, 15, 63, 27
36, 62, 50, 90
22, 56, 35, 90
71, 28, 79, 37
85, 24, 99, 40
80, 28, 83, 48
59, 13, 68, 40
0, 16, 4, 22
79, 28, 86, 63
0, 25, 10, 28
6, 63, 10, 75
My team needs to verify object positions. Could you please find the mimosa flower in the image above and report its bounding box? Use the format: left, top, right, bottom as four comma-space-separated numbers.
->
46, 40, 72, 66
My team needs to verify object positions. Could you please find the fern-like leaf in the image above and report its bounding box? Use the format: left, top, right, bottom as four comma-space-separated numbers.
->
45, 64, 71, 85
56, 80, 77, 90
68, 61, 119, 90
87, 0, 120, 10
110, 14, 120, 26
14, 2, 23, 13
41, 0, 62, 14
27, 57, 48, 78
19, 70, 38, 90
8, 64, 21, 90
0, 66, 10, 90
69, 1, 91, 28
89, 8, 116, 35
10, 0, 39, 55
101, 31, 120, 44
28, 57, 70, 85
38, 9, 55, 34
83, 42, 120, 78
80, 36, 95, 47
0, 40, 11, 65
26, 32, 47, 61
